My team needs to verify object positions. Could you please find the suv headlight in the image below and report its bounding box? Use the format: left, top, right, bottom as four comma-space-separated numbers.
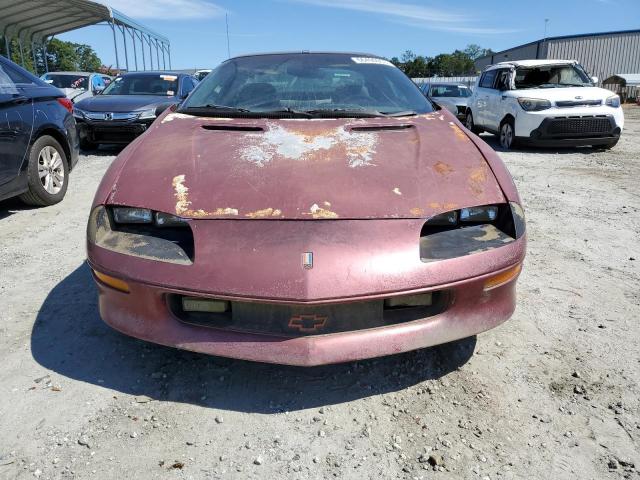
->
138, 108, 157, 120
517, 97, 551, 112
73, 108, 86, 119
605, 95, 621, 108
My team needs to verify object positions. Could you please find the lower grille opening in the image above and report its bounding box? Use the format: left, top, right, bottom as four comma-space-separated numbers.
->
168, 291, 449, 337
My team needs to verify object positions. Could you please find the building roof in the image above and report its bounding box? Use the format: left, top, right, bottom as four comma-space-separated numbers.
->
0, 0, 168, 43
476, 29, 640, 63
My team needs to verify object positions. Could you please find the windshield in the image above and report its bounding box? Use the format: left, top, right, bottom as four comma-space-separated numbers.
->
429, 85, 471, 98
182, 53, 433, 117
101, 74, 178, 96
43, 74, 89, 90
514, 64, 592, 89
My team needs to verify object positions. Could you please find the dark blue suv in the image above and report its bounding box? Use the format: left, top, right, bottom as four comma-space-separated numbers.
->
0, 55, 79, 206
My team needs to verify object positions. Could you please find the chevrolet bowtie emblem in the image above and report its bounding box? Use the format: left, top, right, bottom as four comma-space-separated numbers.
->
288, 314, 327, 333
302, 251, 313, 269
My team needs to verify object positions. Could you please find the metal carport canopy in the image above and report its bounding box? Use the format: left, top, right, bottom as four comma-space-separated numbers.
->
0, 0, 171, 71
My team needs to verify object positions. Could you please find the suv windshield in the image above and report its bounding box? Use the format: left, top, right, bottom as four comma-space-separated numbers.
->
430, 85, 471, 98
181, 53, 433, 117
44, 74, 89, 89
101, 74, 178, 96
514, 64, 592, 89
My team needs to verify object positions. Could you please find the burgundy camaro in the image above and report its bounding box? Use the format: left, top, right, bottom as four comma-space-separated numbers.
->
87, 52, 526, 366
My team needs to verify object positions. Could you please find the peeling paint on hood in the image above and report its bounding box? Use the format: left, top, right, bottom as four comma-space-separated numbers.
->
240, 122, 378, 168
107, 111, 506, 220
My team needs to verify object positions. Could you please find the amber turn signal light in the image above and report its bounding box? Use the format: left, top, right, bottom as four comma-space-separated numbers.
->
93, 269, 130, 293
484, 263, 522, 291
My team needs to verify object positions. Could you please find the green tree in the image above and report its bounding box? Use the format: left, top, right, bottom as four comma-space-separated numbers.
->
40, 39, 102, 72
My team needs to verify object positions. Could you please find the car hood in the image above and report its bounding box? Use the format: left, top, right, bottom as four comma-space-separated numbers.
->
106, 110, 506, 220
433, 97, 468, 107
507, 86, 614, 102
75, 94, 176, 112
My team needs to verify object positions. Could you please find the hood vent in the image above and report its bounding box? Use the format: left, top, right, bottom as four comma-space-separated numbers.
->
350, 124, 415, 133
201, 125, 264, 132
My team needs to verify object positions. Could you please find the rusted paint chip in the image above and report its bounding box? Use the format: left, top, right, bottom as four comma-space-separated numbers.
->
172, 175, 239, 217
245, 208, 283, 218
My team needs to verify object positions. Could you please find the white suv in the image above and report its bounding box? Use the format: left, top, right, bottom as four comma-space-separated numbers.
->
465, 60, 624, 149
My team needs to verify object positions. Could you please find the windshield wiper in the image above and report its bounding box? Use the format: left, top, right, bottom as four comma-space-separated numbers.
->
258, 107, 313, 118
183, 104, 253, 113
381, 110, 418, 117
304, 108, 389, 118
558, 83, 588, 87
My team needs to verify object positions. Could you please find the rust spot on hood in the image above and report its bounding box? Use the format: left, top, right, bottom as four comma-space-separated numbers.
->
305, 203, 339, 219
468, 166, 488, 195
172, 175, 239, 217
245, 208, 283, 218
410, 207, 425, 216
449, 122, 468, 141
428, 202, 458, 211
434, 161, 454, 175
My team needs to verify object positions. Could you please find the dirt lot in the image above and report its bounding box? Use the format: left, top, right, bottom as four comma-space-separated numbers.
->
1, 107, 639, 480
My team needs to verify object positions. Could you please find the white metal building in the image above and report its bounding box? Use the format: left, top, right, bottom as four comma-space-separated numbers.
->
475, 29, 640, 87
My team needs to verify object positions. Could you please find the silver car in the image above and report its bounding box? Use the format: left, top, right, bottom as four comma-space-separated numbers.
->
41, 72, 113, 103
420, 83, 472, 120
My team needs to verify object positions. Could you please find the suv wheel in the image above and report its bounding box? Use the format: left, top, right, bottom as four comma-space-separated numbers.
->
499, 119, 516, 150
465, 111, 482, 134
19, 135, 69, 206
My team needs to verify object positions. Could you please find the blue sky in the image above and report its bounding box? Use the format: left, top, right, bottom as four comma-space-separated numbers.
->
58, 0, 640, 70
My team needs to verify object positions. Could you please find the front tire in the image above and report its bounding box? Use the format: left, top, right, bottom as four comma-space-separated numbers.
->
499, 119, 516, 150
465, 111, 482, 134
19, 135, 69, 206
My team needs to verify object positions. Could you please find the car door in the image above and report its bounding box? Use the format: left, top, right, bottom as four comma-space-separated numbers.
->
473, 70, 497, 128
483, 69, 512, 131
0, 59, 34, 187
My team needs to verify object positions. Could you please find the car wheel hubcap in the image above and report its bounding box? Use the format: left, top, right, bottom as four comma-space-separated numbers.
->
37, 146, 64, 195
500, 124, 513, 148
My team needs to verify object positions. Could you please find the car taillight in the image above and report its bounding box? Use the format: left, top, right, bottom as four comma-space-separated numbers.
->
57, 98, 73, 113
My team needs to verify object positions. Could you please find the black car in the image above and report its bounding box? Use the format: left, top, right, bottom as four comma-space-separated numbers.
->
0, 55, 79, 206
73, 72, 198, 148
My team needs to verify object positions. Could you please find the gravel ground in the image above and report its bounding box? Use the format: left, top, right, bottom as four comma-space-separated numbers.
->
1, 107, 639, 480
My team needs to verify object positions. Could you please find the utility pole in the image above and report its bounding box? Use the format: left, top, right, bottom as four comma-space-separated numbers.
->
225, 13, 230, 59
543, 18, 549, 42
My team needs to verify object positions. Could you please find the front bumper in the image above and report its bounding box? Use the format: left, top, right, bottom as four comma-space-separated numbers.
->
77, 118, 154, 144
517, 114, 621, 147
91, 264, 521, 366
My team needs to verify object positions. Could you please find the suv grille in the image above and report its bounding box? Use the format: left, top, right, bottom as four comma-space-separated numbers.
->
547, 116, 611, 135
555, 100, 602, 108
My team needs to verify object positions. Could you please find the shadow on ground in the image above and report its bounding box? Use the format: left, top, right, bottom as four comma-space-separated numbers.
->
479, 133, 603, 154
31, 263, 476, 413
0, 197, 39, 221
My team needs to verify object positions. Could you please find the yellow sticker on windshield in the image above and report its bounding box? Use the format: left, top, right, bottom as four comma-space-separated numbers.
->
161, 75, 177, 81
351, 57, 394, 67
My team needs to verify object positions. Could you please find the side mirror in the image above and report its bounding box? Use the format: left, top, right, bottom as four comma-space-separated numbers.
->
591, 76, 598, 84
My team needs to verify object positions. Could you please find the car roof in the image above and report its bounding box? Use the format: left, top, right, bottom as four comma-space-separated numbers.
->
118, 71, 187, 77
227, 51, 387, 61
427, 83, 468, 87
45, 71, 95, 75
486, 59, 577, 70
